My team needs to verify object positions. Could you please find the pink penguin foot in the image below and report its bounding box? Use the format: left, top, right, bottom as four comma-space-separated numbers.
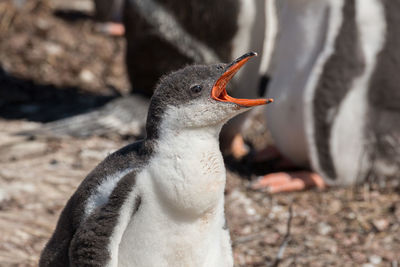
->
95, 22, 125, 36
251, 171, 326, 194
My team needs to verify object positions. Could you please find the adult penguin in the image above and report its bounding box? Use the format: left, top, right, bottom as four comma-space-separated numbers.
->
252, 0, 400, 193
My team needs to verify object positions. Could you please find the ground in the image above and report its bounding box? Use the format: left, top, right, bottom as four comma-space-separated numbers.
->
0, 1, 399, 266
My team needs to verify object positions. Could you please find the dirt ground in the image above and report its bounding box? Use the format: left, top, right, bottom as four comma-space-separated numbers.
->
0, 1, 399, 266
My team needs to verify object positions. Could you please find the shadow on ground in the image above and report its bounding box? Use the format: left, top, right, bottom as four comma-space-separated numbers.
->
0, 66, 115, 122
225, 152, 305, 180
53, 9, 93, 22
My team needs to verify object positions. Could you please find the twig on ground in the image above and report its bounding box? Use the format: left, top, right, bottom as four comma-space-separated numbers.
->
0, 6, 15, 34
270, 203, 293, 267
232, 232, 265, 246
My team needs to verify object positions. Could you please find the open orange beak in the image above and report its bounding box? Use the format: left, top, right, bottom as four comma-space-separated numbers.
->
211, 52, 273, 107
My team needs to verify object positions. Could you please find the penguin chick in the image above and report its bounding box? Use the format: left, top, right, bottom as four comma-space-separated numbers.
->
39, 52, 272, 267
29, 0, 267, 159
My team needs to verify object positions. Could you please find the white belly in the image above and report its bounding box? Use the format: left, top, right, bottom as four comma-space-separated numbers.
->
149, 149, 226, 217
117, 137, 232, 266
266, 0, 341, 166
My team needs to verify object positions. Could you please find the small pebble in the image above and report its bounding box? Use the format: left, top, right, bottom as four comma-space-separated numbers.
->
372, 219, 389, 231
36, 18, 50, 31
369, 255, 382, 265
45, 42, 63, 56
318, 222, 332, 235
80, 69, 95, 83
0, 188, 9, 204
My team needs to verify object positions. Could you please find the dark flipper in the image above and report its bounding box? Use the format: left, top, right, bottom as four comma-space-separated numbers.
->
39, 197, 78, 267
40, 141, 150, 266
69, 172, 141, 266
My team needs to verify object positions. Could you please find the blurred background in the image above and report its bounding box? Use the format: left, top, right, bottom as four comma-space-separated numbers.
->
0, 0, 399, 266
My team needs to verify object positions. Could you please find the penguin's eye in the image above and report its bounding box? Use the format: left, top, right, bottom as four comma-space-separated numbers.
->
190, 85, 202, 94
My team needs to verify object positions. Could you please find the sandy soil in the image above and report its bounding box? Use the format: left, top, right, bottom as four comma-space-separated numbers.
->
0, 1, 399, 266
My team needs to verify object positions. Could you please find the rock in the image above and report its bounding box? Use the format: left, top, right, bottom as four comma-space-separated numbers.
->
44, 42, 63, 56
0, 188, 10, 205
79, 69, 95, 83
318, 222, 332, 236
369, 255, 382, 265
372, 218, 389, 232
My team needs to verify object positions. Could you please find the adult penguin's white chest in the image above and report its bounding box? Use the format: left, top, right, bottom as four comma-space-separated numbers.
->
118, 130, 231, 267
